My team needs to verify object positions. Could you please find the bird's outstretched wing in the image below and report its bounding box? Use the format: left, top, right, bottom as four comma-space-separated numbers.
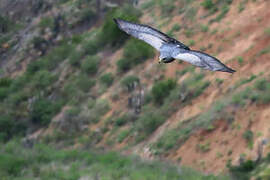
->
173, 50, 235, 73
114, 18, 190, 51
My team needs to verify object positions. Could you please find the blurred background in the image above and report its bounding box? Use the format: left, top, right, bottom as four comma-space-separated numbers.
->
0, 0, 270, 179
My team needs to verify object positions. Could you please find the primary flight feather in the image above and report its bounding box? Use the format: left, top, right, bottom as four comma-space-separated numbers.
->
114, 18, 235, 73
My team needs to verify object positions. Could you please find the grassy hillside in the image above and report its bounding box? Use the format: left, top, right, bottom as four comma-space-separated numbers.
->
0, 0, 270, 179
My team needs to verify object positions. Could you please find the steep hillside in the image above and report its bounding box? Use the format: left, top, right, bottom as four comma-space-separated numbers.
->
0, 0, 270, 179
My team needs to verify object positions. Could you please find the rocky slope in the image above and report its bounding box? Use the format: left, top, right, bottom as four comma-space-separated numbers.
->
1, 0, 270, 179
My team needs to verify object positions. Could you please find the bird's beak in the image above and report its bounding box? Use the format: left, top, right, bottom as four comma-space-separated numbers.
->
158, 57, 162, 64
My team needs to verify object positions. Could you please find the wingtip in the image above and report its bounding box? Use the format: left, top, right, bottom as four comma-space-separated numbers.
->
224, 67, 236, 74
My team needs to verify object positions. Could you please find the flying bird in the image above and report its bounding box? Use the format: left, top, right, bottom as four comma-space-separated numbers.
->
114, 18, 235, 73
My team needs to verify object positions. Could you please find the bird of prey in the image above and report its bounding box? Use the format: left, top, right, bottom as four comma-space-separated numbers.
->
114, 18, 235, 73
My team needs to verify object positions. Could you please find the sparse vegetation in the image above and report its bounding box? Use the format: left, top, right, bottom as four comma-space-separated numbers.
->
100, 73, 114, 87
117, 39, 154, 72
81, 55, 100, 75
151, 78, 177, 105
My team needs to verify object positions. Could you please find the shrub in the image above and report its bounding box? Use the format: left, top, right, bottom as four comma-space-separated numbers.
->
77, 8, 96, 24
254, 78, 267, 91
81, 55, 99, 75
100, 5, 141, 47
121, 75, 140, 92
31, 98, 63, 126
135, 111, 166, 138
75, 73, 96, 93
201, 0, 214, 10
82, 38, 99, 56
117, 58, 132, 72
39, 17, 54, 29
69, 49, 84, 66
123, 39, 155, 65
100, 73, 114, 87
117, 129, 129, 143
0, 15, 11, 33
31, 70, 56, 89
152, 79, 177, 105
117, 39, 155, 72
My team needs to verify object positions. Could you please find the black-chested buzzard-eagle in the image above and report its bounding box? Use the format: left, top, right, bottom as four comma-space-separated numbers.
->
114, 18, 235, 73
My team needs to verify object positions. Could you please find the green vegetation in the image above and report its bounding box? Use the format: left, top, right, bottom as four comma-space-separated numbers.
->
243, 130, 254, 149
81, 55, 100, 75
151, 79, 177, 105
100, 73, 114, 87
100, 5, 141, 47
117, 39, 155, 72
237, 56, 244, 65
121, 75, 140, 92
39, 17, 54, 29
201, 0, 214, 10
200, 24, 209, 32
0, 141, 229, 180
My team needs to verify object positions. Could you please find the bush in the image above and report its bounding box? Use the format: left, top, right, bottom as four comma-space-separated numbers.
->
201, 0, 214, 10
75, 73, 96, 93
82, 38, 99, 56
117, 58, 132, 72
117, 39, 155, 72
152, 79, 177, 105
117, 129, 129, 143
69, 49, 84, 66
0, 15, 11, 33
254, 78, 268, 91
39, 17, 54, 29
77, 8, 96, 24
31, 98, 63, 126
135, 111, 166, 139
100, 73, 114, 87
100, 5, 141, 47
121, 75, 140, 92
81, 55, 99, 75
123, 39, 155, 64
31, 70, 56, 89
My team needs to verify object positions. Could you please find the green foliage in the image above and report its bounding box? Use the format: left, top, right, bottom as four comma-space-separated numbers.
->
88, 99, 110, 123
229, 160, 256, 180
243, 130, 253, 144
114, 115, 128, 126
117, 129, 129, 143
210, 5, 230, 23
197, 142, 211, 153
237, 56, 244, 65
151, 79, 177, 105
0, 114, 25, 142
81, 55, 99, 75
39, 17, 54, 29
200, 24, 209, 32
75, 73, 96, 93
31, 98, 63, 126
77, 8, 96, 24
0, 15, 12, 33
123, 39, 155, 64
201, 0, 214, 10
0, 141, 228, 179
69, 49, 84, 66
158, 0, 175, 16
135, 111, 166, 140
121, 75, 140, 91
254, 78, 267, 91
100, 5, 141, 47
82, 37, 99, 56
31, 70, 57, 89
100, 73, 114, 87
117, 39, 155, 72
234, 74, 256, 89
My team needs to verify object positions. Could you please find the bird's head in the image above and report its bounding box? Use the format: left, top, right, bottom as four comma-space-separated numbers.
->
159, 56, 175, 64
